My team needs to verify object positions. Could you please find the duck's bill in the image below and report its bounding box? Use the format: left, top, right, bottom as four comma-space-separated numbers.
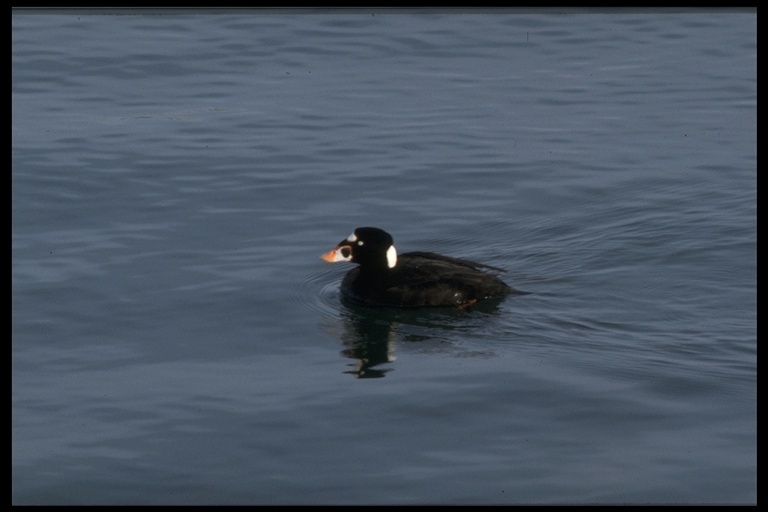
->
320, 245, 351, 263
320, 248, 338, 262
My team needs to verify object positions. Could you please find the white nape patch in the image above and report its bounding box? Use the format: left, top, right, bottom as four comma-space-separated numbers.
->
347, 232, 357, 243
386, 245, 398, 268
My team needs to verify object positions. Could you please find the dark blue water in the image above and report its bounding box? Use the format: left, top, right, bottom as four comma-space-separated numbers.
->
12, 10, 755, 504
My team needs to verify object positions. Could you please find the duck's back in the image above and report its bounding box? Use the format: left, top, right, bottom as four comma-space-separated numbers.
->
341, 251, 513, 308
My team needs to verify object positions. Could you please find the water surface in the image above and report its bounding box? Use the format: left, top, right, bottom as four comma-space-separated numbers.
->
12, 9, 755, 504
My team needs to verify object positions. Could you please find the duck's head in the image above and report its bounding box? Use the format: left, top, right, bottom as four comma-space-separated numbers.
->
320, 227, 398, 269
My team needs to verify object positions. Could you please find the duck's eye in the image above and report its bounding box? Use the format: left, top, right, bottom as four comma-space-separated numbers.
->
340, 246, 351, 258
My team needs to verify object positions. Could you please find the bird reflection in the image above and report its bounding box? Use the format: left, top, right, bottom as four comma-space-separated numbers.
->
337, 300, 397, 378
330, 296, 508, 379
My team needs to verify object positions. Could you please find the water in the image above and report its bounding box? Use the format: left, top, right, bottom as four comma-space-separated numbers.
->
12, 9, 755, 504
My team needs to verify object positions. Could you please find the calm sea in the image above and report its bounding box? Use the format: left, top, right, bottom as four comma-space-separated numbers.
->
12, 9, 755, 505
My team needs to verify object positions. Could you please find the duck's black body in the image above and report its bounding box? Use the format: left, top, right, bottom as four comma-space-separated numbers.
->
321, 227, 515, 309
340, 251, 513, 308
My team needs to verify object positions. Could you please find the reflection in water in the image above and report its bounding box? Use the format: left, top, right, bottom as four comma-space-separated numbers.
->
332, 297, 508, 379
338, 304, 397, 378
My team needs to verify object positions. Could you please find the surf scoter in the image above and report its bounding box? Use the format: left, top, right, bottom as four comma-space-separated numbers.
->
320, 227, 515, 309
